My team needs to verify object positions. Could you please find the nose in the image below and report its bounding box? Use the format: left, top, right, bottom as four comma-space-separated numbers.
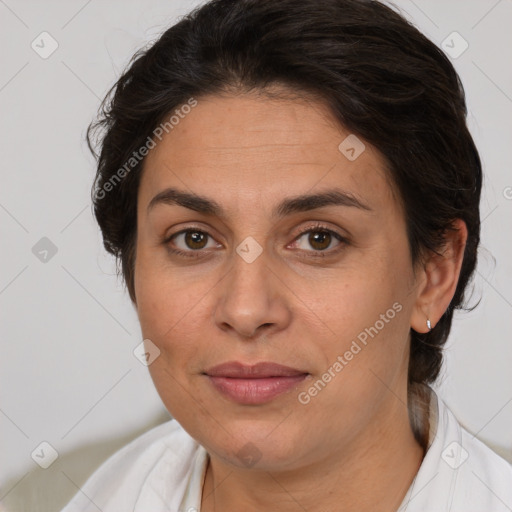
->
213, 251, 292, 340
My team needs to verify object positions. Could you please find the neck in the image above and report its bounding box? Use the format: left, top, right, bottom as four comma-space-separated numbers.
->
201, 397, 425, 512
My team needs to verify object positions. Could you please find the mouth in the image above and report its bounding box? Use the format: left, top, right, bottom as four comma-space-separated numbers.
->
203, 361, 309, 405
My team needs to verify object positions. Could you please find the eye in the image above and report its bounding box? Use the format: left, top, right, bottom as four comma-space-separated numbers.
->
292, 227, 345, 253
168, 229, 220, 252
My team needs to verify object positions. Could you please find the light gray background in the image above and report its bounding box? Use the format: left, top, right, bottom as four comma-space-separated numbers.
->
0, 1, 511, 510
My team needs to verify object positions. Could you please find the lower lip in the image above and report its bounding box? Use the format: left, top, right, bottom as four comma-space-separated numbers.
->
208, 375, 308, 405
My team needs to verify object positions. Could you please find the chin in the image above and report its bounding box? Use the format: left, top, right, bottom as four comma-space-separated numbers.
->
196, 415, 306, 470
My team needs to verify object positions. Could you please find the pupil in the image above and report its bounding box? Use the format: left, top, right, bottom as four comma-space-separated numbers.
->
309, 231, 331, 250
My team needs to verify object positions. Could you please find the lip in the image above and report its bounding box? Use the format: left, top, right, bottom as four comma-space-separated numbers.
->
204, 361, 309, 405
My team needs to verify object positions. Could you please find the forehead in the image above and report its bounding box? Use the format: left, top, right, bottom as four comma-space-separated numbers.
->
139, 92, 396, 215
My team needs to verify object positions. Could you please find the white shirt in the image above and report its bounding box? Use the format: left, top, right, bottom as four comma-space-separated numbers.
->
61, 392, 512, 512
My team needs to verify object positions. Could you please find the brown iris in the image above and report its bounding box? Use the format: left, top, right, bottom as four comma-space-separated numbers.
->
185, 231, 208, 249
308, 231, 332, 250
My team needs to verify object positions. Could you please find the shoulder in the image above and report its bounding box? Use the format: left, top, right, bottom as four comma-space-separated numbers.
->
439, 397, 512, 510
402, 392, 512, 512
61, 419, 201, 512
456, 421, 512, 505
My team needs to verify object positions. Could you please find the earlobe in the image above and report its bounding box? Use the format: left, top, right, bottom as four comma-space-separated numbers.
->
411, 219, 468, 333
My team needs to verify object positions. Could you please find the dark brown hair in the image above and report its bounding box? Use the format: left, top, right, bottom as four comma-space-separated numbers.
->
88, 0, 481, 440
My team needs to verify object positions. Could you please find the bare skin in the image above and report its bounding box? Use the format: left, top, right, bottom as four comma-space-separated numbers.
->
133, 90, 467, 512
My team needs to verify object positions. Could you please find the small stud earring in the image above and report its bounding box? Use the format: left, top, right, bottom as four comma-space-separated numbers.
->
426, 319, 432, 331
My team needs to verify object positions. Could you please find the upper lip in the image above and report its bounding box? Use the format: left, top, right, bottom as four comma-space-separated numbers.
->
204, 361, 308, 378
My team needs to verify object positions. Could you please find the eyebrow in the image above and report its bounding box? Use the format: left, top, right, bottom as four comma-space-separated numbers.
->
147, 186, 371, 217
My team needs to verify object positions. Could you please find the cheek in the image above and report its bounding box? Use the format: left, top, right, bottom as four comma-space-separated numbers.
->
309, 258, 412, 389
134, 249, 187, 353
134, 261, 206, 415
316, 262, 401, 336
134, 246, 220, 372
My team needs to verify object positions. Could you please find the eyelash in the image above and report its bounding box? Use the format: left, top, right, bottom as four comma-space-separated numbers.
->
164, 223, 348, 259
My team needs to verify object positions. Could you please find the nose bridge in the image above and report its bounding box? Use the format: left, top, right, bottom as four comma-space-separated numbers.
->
231, 255, 267, 299
214, 244, 290, 338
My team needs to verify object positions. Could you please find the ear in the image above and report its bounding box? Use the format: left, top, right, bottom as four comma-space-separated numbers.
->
410, 219, 468, 333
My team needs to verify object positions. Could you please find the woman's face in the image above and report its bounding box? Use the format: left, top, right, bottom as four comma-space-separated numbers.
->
134, 92, 423, 471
